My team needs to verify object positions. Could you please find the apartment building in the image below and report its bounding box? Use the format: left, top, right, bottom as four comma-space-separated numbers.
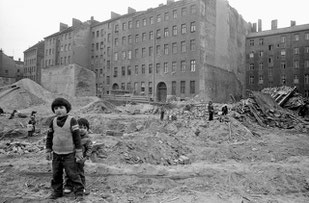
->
91, 0, 249, 101
0, 49, 23, 86
23, 41, 45, 84
246, 20, 309, 98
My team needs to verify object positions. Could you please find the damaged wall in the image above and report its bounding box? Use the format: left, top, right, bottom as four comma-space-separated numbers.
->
199, 0, 250, 102
41, 64, 96, 97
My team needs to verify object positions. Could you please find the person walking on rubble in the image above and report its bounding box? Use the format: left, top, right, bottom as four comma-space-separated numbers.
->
64, 117, 93, 196
27, 111, 37, 137
208, 101, 214, 121
45, 97, 84, 201
160, 104, 165, 121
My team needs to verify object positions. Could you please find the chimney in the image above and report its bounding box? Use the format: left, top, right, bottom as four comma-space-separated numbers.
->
72, 18, 82, 27
128, 7, 136, 14
59, 23, 68, 32
167, 0, 174, 5
258, 19, 262, 32
19, 58, 21, 61
159, 3, 164, 7
111, 11, 121, 19
252, 23, 257, 32
271, 19, 278, 30
290, 20, 296, 27
91, 16, 94, 21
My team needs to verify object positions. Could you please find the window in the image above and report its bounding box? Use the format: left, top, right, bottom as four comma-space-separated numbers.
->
135, 49, 139, 58
121, 83, 125, 90
305, 74, 309, 84
156, 45, 161, 55
128, 21, 132, 29
142, 48, 146, 57
107, 76, 110, 85
180, 81, 185, 94
134, 82, 138, 92
96, 31, 99, 37
128, 35, 132, 44
281, 36, 286, 43
150, 17, 153, 24
135, 65, 138, 74
294, 75, 299, 84
156, 29, 161, 38
268, 45, 273, 51
190, 22, 196, 32
136, 20, 140, 28
294, 60, 299, 69
108, 33, 111, 42
249, 39, 254, 46
172, 42, 177, 54
259, 63, 263, 71
306, 47, 309, 53
114, 38, 119, 46
164, 62, 168, 73
142, 32, 146, 41
172, 81, 176, 95
249, 63, 254, 70
181, 7, 187, 16
281, 49, 286, 56
122, 36, 126, 45
281, 74, 286, 85
122, 51, 126, 59
190, 5, 197, 14
306, 90, 309, 98
149, 46, 153, 56
172, 25, 177, 36
149, 64, 153, 74
157, 14, 161, 23
122, 66, 125, 76
249, 76, 254, 84
135, 34, 139, 43
181, 60, 186, 72
143, 18, 146, 26
128, 50, 132, 59
259, 38, 264, 45
114, 24, 119, 33
156, 63, 160, 73
190, 39, 196, 51
127, 66, 131, 75
148, 82, 152, 95
306, 33, 309, 40
268, 57, 273, 66
164, 28, 169, 37
190, 81, 195, 94
164, 12, 169, 21
122, 23, 126, 30
142, 64, 145, 74
173, 10, 177, 19
294, 47, 299, 55
294, 34, 299, 41
281, 62, 286, 69
258, 75, 263, 84
164, 44, 169, 55
149, 31, 154, 40
172, 61, 176, 72
181, 24, 187, 34
114, 67, 118, 77
181, 41, 186, 52
114, 52, 118, 61
259, 51, 263, 57
190, 60, 196, 72
305, 60, 309, 68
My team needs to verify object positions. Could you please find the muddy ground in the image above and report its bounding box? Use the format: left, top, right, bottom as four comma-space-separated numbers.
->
0, 98, 309, 203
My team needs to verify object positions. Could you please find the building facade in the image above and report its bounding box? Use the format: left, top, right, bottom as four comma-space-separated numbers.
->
23, 41, 45, 84
246, 22, 309, 98
0, 49, 23, 86
91, 0, 249, 102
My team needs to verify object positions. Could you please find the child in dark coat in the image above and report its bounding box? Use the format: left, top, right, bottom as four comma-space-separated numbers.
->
27, 111, 37, 137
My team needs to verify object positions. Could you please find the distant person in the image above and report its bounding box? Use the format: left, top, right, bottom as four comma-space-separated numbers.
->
27, 111, 37, 137
208, 101, 214, 121
160, 105, 165, 121
0, 107, 4, 115
222, 105, 228, 116
45, 97, 84, 200
64, 118, 93, 195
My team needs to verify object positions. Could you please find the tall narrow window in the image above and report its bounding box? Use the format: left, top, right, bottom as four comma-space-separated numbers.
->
180, 81, 185, 94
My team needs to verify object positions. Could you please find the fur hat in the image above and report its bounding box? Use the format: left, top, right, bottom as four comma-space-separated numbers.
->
77, 118, 90, 130
51, 98, 71, 113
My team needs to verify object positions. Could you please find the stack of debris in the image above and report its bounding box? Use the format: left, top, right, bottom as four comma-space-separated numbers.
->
233, 91, 308, 130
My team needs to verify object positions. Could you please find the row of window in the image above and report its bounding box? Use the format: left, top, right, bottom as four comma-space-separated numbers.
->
45, 43, 71, 56
249, 32, 309, 46
109, 80, 196, 95
47, 33, 72, 45
248, 59, 309, 70
111, 60, 196, 77
24, 66, 36, 74
24, 58, 36, 66
249, 46, 309, 59
92, 4, 197, 38
45, 56, 71, 67
249, 74, 309, 85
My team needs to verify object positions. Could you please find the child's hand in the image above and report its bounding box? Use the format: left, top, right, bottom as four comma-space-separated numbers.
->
75, 149, 83, 162
46, 152, 52, 161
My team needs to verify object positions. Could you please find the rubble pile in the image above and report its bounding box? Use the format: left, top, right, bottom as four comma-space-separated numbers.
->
233, 91, 308, 130
80, 100, 117, 114
0, 141, 44, 155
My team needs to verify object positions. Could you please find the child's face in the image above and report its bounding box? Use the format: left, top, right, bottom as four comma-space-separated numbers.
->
79, 125, 88, 136
54, 106, 67, 117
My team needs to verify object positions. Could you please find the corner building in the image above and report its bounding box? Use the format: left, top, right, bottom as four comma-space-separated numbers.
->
91, 0, 249, 102
246, 22, 309, 98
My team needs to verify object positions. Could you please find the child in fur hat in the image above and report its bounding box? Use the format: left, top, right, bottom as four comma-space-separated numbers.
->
45, 97, 84, 201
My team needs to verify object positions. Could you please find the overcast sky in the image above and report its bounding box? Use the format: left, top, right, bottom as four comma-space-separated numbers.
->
0, 0, 308, 61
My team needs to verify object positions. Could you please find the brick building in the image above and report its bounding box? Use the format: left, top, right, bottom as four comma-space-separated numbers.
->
0, 49, 23, 86
91, 0, 249, 102
246, 21, 309, 98
23, 41, 45, 84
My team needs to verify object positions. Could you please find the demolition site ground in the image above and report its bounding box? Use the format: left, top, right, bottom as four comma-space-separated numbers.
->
0, 79, 309, 203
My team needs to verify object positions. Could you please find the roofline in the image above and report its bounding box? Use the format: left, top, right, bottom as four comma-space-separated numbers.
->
247, 23, 309, 38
